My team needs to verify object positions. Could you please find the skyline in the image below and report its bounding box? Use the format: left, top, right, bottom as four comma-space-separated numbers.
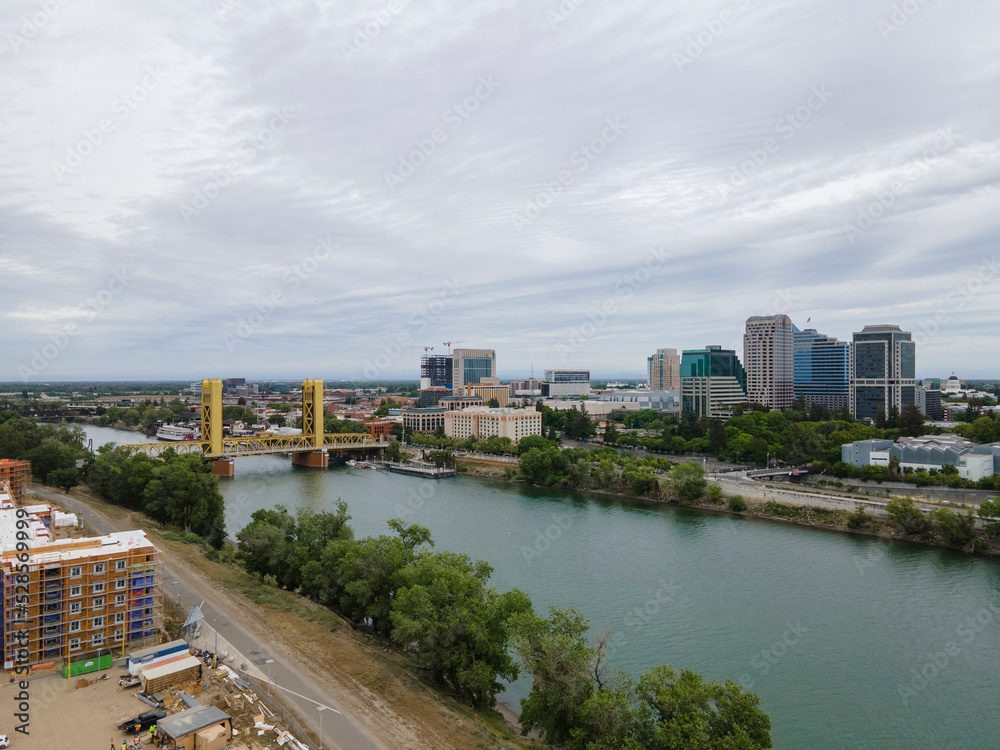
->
3, 1, 1000, 381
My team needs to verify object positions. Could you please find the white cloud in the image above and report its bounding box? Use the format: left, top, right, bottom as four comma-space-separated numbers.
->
1, 0, 999, 381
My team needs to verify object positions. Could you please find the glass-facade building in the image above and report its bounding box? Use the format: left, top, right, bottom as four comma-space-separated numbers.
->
451, 348, 496, 394
680, 346, 748, 418
849, 325, 916, 421
793, 328, 849, 410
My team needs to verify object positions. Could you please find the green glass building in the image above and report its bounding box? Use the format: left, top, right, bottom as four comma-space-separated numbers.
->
680, 346, 748, 418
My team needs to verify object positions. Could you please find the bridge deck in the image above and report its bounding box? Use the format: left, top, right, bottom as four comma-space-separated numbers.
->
124, 433, 379, 459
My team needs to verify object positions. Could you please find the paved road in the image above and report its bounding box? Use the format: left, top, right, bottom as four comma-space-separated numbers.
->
31, 485, 387, 750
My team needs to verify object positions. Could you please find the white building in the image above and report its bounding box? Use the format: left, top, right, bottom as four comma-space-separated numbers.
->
444, 407, 542, 443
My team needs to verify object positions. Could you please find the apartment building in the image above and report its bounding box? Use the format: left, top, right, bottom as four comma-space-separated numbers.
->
0, 460, 31, 505
0, 493, 161, 668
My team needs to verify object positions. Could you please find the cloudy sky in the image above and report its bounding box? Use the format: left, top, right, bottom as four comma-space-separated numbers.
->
2, 0, 999, 382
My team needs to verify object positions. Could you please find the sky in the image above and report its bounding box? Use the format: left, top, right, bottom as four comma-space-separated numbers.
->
2, 0, 999, 383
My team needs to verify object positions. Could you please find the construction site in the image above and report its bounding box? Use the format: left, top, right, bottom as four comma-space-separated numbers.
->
0, 479, 163, 669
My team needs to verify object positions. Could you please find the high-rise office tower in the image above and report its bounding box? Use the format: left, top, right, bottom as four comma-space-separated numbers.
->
849, 324, 916, 421
451, 348, 496, 393
793, 328, 849, 410
744, 315, 794, 409
647, 348, 681, 390
680, 346, 748, 418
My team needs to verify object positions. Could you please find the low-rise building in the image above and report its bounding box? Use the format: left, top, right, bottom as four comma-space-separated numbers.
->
444, 407, 542, 443
439, 395, 484, 411
841, 435, 997, 481
467, 383, 511, 407
401, 407, 446, 434
542, 370, 591, 399
598, 390, 679, 413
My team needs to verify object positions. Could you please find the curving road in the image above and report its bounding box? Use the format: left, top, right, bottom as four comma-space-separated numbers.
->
31, 485, 388, 750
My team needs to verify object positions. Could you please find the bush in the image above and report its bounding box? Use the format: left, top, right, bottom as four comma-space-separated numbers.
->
706, 485, 723, 504
846, 505, 870, 529
727, 495, 747, 512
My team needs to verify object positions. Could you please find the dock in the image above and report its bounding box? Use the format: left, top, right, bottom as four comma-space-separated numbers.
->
380, 460, 456, 479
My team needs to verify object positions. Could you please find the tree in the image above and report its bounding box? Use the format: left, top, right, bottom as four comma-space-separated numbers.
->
932, 507, 975, 546
512, 608, 596, 745
486, 398, 500, 408
27, 439, 79, 483
519, 446, 566, 485
518, 434, 553, 455
143, 454, 226, 546
49, 467, 80, 493
237, 396, 246, 405
603, 423, 620, 446
390, 551, 533, 707
563, 408, 596, 440
668, 461, 706, 503
385, 438, 401, 462
636, 666, 771, 749
885, 497, 929, 535
875, 407, 887, 430
782, 423, 823, 465
898, 404, 925, 438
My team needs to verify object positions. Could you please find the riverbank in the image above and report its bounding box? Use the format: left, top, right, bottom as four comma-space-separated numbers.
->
34, 483, 539, 750
454, 457, 1000, 559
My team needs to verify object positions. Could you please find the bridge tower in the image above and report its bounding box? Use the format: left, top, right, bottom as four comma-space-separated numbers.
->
201, 379, 233, 476
292, 378, 328, 468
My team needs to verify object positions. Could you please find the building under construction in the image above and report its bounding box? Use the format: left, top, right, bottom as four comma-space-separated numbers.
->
0, 459, 30, 505
0, 482, 162, 668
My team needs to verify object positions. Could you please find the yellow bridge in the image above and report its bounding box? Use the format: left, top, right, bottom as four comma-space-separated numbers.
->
125, 379, 382, 475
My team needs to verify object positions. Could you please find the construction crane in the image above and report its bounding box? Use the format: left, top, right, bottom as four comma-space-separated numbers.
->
409, 346, 435, 352
443, 340, 466, 354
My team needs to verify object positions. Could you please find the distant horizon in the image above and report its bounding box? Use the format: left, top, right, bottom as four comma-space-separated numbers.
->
3, 370, 999, 387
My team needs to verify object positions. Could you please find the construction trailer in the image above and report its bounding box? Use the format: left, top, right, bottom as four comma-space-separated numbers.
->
0, 510, 163, 668
157, 704, 232, 750
139, 654, 202, 694
128, 638, 189, 675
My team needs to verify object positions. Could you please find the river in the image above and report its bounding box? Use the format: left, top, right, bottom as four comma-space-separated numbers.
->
83, 425, 1000, 749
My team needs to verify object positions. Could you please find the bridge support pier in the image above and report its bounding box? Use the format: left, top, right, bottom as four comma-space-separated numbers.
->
211, 459, 235, 477
292, 450, 328, 469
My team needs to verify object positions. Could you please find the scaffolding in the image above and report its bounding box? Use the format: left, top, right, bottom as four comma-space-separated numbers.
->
0, 526, 164, 668
0, 461, 30, 505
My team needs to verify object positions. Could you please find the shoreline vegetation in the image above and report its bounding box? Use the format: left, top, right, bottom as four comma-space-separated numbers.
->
449, 449, 1000, 559
4, 414, 776, 749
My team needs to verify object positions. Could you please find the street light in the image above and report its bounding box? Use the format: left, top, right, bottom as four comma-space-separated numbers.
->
316, 705, 332, 750
264, 659, 274, 695
171, 581, 181, 608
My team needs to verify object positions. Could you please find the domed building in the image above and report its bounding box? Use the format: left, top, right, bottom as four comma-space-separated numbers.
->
942, 373, 962, 393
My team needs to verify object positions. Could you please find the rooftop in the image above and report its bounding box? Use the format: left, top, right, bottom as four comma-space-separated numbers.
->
157, 704, 230, 739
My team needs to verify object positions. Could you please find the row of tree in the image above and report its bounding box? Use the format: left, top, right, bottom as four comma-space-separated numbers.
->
0, 410, 227, 547
828, 459, 1000, 491
86, 447, 226, 547
880, 497, 1000, 548
235, 507, 771, 747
